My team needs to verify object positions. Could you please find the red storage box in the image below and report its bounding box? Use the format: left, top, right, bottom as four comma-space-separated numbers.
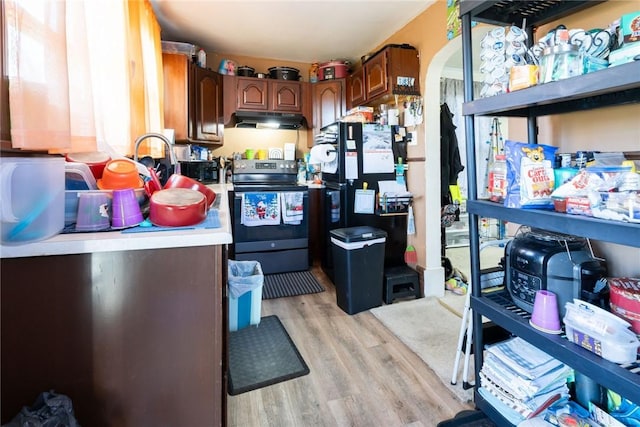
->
608, 277, 640, 334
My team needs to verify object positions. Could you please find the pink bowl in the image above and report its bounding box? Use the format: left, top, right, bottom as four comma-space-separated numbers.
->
66, 151, 111, 180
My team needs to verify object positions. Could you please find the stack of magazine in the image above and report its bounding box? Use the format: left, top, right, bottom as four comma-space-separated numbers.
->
478, 337, 573, 424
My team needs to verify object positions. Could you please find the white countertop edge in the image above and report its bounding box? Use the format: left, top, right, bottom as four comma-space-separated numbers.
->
0, 229, 233, 258
1, 183, 233, 259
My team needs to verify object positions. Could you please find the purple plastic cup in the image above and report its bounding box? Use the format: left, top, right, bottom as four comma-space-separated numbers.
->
75, 192, 111, 231
111, 188, 143, 228
529, 290, 562, 334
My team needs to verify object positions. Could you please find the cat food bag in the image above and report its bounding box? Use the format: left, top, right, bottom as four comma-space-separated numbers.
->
505, 140, 558, 209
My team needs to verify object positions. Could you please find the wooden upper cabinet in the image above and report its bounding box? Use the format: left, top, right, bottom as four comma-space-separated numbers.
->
192, 66, 223, 142
312, 79, 345, 136
223, 76, 312, 126
234, 77, 302, 113
163, 52, 223, 145
237, 78, 269, 111
348, 69, 366, 109
348, 45, 420, 108
0, 4, 10, 145
271, 81, 302, 112
365, 53, 388, 99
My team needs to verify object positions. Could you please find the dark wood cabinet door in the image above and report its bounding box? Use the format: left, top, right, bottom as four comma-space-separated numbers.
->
348, 68, 366, 107
365, 52, 388, 99
1, 246, 225, 426
312, 79, 345, 134
0, 5, 10, 145
237, 77, 269, 110
192, 67, 223, 143
271, 80, 302, 113
163, 53, 223, 145
163, 53, 190, 142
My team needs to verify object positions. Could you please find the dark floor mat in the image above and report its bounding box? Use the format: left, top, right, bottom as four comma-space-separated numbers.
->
262, 270, 325, 299
228, 315, 310, 396
437, 410, 497, 426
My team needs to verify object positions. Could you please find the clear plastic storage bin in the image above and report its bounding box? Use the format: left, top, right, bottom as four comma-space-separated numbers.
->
563, 299, 639, 364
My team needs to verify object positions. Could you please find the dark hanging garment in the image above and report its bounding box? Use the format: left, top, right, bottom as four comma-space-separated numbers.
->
440, 103, 464, 205
440, 103, 464, 256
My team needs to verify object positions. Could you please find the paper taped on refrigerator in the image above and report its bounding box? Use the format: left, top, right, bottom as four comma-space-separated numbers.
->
362, 124, 395, 174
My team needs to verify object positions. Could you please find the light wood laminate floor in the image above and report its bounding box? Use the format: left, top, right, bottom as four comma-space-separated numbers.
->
227, 264, 473, 427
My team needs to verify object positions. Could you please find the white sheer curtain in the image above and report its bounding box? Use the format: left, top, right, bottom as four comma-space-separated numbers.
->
440, 77, 493, 199
4, 0, 164, 156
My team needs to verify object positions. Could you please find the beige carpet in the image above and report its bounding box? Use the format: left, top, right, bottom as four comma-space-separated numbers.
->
370, 297, 474, 404
369, 243, 506, 405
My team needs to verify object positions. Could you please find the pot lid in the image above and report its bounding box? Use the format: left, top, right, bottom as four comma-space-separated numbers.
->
268, 66, 300, 72
320, 60, 350, 67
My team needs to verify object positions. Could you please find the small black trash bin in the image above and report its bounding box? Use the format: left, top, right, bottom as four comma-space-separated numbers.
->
330, 226, 387, 315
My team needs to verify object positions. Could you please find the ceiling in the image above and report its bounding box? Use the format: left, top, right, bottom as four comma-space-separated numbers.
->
151, 0, 436, 64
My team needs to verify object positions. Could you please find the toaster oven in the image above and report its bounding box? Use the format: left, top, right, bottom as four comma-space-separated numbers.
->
505, 227, 607, 317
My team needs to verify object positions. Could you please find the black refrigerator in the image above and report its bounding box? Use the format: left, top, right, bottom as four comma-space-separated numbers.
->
316, 121, 409, 281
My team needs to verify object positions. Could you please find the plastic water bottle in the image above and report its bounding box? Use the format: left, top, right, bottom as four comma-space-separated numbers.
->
297, 160, 307, 184
197, 49, 207, 68
488, 154, 507, 202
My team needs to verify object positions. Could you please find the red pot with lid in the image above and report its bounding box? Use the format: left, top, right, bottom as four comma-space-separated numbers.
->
318, 60, 350, 80
149, 188, 207, 227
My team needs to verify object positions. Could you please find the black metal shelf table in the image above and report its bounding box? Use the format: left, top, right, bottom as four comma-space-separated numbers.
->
472, 291, 640, 405
458, 0, 640, 423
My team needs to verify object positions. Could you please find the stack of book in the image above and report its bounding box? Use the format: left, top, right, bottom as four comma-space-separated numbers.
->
478, 337, 572, 424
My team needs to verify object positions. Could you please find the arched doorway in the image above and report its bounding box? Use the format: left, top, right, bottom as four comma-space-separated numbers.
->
422, 25, 494, 296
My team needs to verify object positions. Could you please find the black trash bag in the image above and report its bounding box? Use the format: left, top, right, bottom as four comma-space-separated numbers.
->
3, 390, 80, 427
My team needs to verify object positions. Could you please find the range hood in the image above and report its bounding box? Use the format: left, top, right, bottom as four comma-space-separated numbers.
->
233, 110, 306, 130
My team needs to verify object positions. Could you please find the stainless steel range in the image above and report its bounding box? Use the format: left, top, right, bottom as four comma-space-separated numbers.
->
230, 159, 309, 274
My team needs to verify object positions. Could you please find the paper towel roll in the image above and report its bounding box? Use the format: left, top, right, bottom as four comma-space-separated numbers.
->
310, 144, 337, 164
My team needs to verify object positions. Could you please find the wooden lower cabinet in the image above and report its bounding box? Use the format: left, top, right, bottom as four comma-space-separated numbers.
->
1, 245, 226, 427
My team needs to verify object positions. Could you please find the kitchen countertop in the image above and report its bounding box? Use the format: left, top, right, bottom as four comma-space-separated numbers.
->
0, 183, 233, 259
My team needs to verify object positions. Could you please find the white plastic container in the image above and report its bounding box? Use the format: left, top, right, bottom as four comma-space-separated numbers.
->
563, 299, 640, 364
1, 157, 65, 245
65, 162, 97, 190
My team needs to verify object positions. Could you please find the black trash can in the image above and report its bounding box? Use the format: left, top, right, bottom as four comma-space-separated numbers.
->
330, 226, 387, 315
